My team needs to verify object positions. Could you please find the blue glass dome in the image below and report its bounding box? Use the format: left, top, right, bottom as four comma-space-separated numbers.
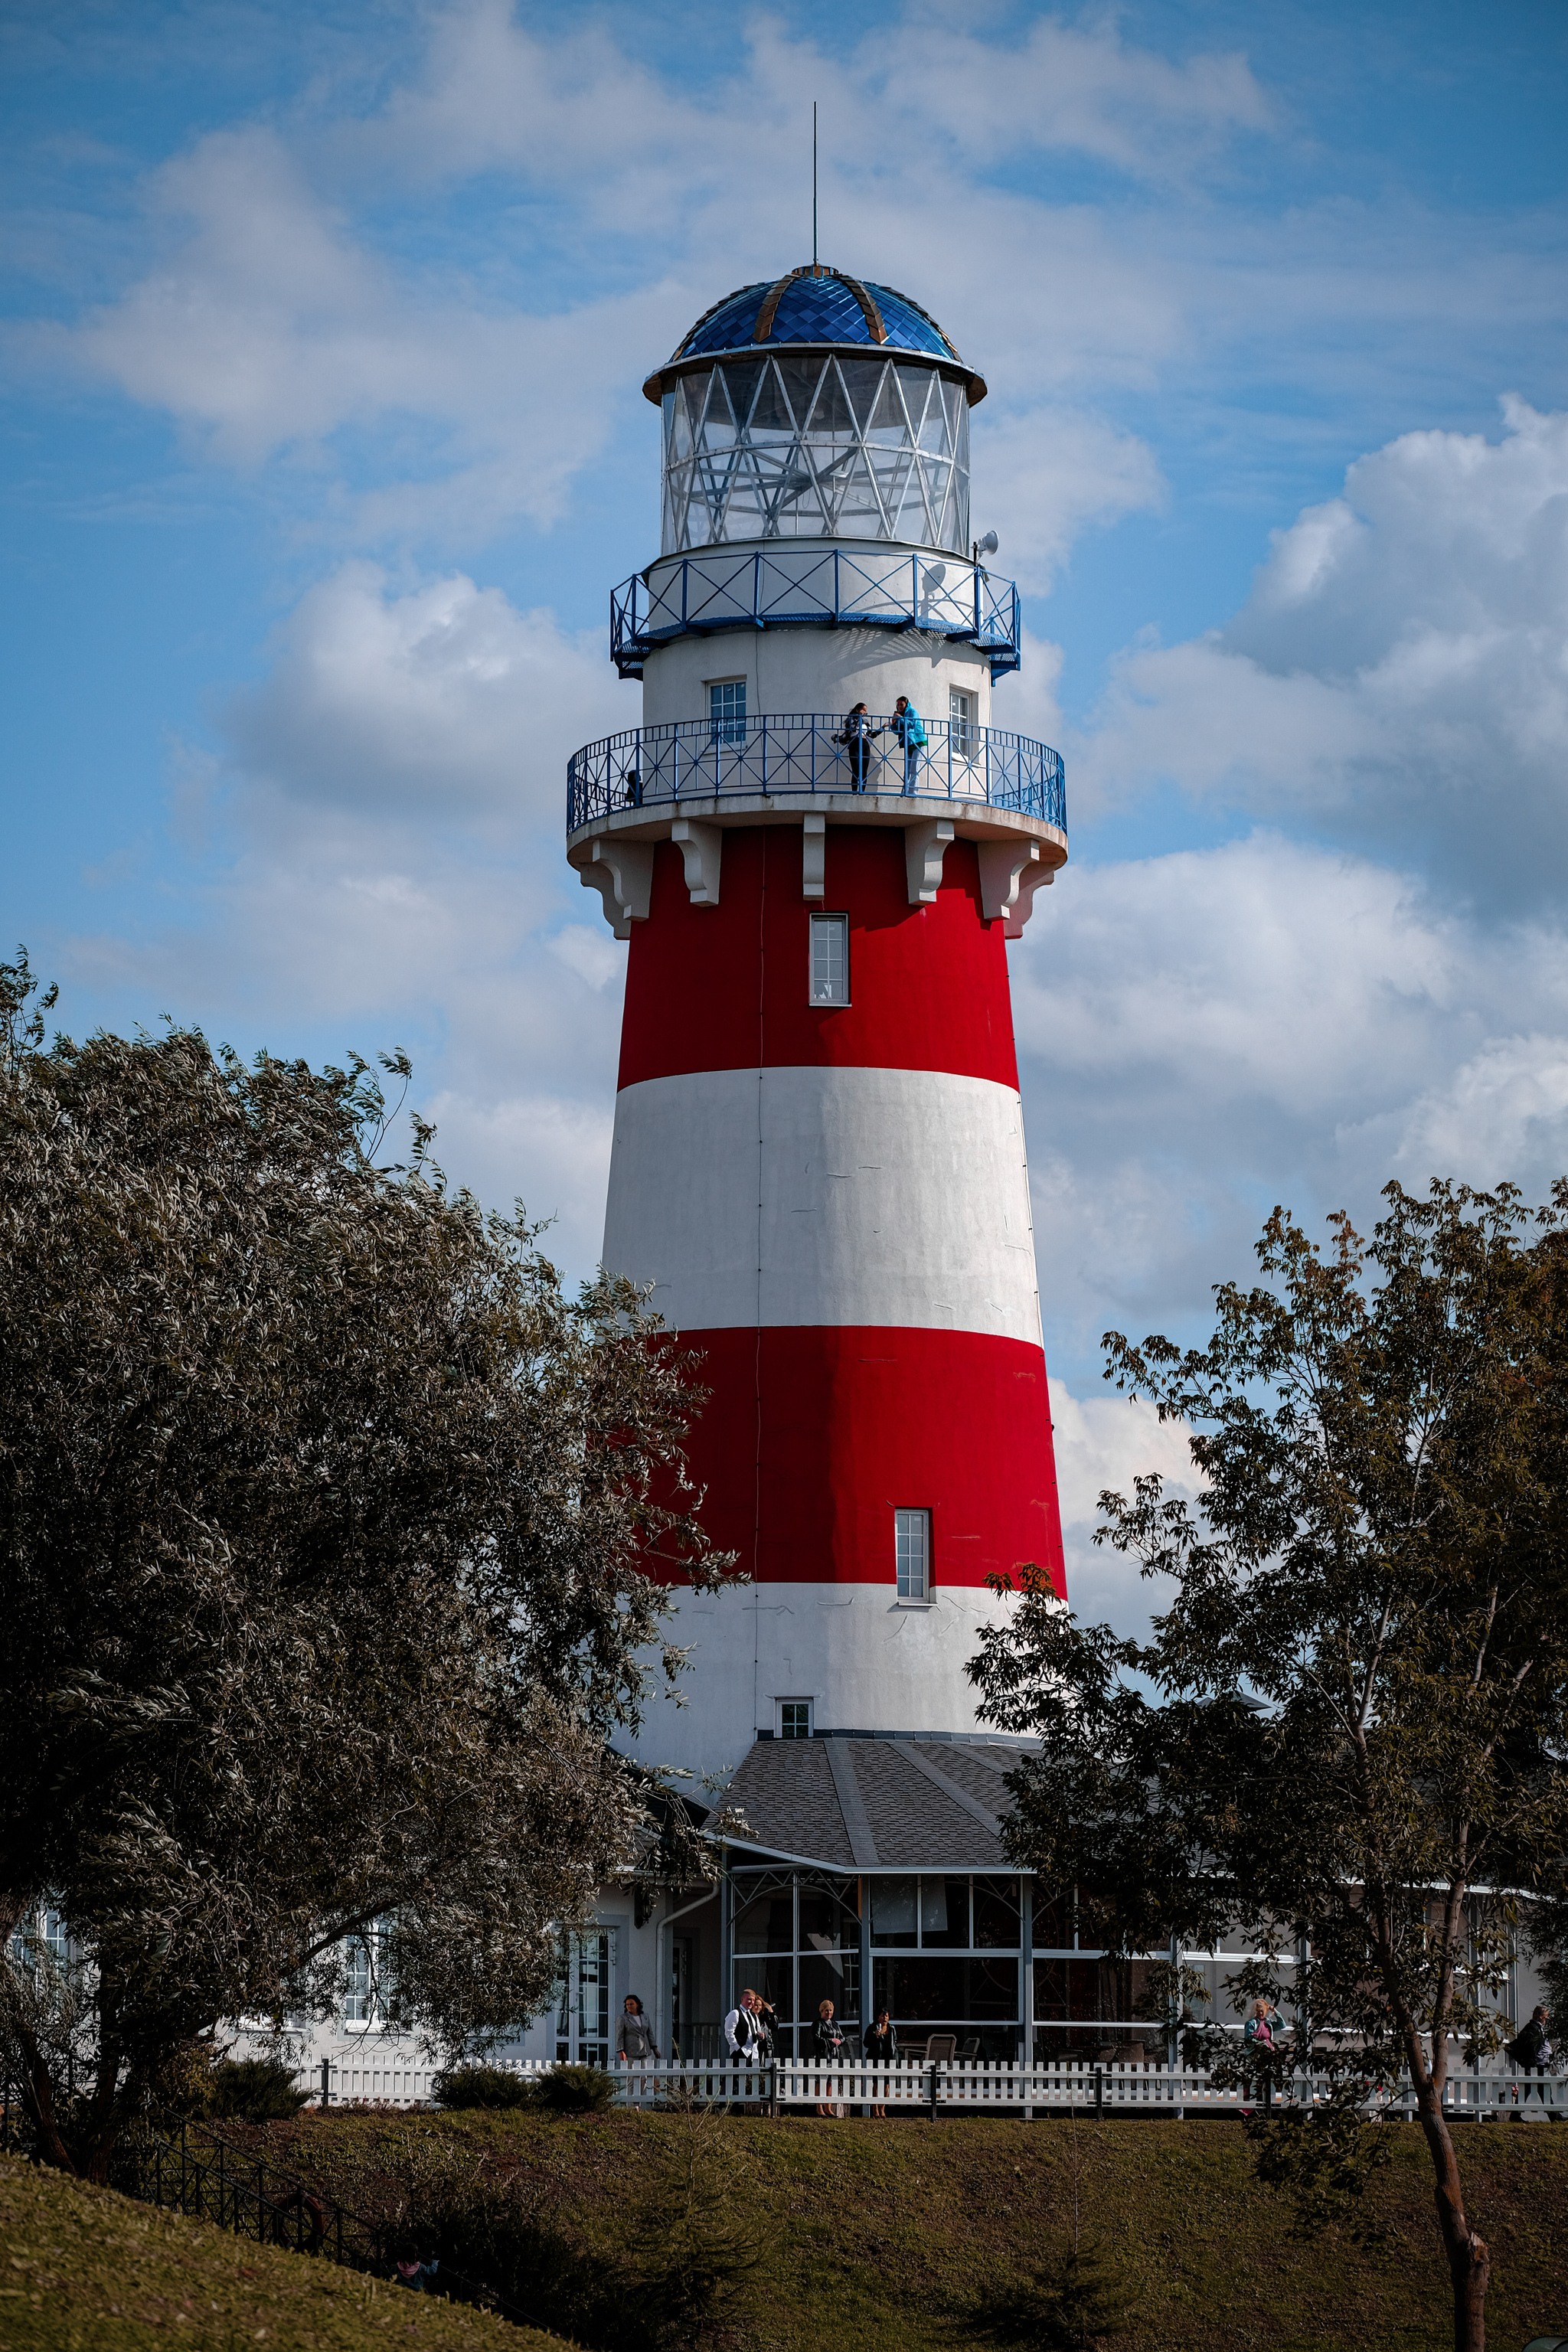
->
644, 265, 985, 404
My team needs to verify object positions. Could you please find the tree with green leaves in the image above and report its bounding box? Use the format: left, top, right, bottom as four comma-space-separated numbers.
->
0, 952, 737, 2180
969, 1182, 1568, 2352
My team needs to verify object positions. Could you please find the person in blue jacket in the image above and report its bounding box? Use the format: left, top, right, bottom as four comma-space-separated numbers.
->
891, 696, 927, 792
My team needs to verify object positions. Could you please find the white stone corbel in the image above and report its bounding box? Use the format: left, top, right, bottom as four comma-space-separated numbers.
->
576, 836, 655, 940
904, 818, 955, 906
802, 814, 826, 901
978, 839, 1040, 926
1005, 864, 1054, 938
976, 839, 1059, 938
671, 818, 723, 908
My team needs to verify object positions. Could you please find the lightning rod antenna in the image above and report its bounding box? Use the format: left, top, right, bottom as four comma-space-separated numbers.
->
812, 100, 818, 271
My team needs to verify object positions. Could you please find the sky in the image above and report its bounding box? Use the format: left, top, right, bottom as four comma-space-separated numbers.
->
5, 0, 1568, 1637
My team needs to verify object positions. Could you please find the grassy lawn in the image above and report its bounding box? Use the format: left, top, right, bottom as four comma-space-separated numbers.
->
212, 2105, 1568, 2352
0, 2154, 566, 2352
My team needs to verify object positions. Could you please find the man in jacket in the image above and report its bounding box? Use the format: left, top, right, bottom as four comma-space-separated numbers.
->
724, 1988, 761, 2056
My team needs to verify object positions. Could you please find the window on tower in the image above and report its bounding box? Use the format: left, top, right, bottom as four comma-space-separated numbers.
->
895, 1508, 931, 1601
809, 913, 849, 1006
708, 678, 746, 743
779, 1700, 813, 1740
949, 686, 978, 755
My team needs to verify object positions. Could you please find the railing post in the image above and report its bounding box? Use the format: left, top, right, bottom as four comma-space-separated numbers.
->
1094, 2066, 1104, 2119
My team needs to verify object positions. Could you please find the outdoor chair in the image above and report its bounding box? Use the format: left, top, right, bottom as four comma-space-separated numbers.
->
959, 2038, 982, 2060
926, 2034, 959, 2066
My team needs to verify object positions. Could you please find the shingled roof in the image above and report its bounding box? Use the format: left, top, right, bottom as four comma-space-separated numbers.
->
721, 1736, 1034, 1871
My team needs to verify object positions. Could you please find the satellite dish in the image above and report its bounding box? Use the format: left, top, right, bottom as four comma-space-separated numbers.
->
975, 530, 999, 558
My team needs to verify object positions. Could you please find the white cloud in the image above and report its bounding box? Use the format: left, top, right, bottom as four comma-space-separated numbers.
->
371, 1, 1270, 195
64, 560, 632, 1281
1012, 831, 1568, 1362
1050, 1377, 1199, 1529
972, 408, 1164, 594
26, 5, 1256, 561
221, 561, 622, 819
1076, 398, 1568, 903
417, 1085, 617, 1272
51, 121, 675, 539
1049, 1376, 1202, 1639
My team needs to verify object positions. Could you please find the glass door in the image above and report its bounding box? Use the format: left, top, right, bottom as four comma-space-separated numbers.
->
557, 1931, 614, 2066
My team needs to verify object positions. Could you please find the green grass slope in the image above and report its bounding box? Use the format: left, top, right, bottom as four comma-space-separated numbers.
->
229, 2107, 1568, 2352
0, 2154, 567, 2352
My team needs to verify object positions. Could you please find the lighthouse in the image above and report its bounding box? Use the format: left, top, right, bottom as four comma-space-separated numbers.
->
567, 265, 1068, 1790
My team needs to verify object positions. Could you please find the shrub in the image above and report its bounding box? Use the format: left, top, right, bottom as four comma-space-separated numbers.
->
207, 2058, 310, 2122
535, 2063, 619, 2115
432, 2064, 536, 2111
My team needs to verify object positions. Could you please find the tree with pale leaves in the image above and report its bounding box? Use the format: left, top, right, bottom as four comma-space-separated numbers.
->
0, 953, 736, 2180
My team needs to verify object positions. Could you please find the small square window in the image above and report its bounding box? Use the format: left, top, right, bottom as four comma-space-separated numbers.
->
709, 679, 746, 743
779, 1700, 812, 1740
809, 912, 849, 1006
895, 1508, 930, 1602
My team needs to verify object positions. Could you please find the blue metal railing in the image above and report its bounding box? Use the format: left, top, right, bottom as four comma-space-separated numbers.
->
567, 712, 1065, 835
609, 547, 1022, 682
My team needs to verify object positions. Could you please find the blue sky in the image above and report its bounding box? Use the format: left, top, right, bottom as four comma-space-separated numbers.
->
5, 0, 1568, 1628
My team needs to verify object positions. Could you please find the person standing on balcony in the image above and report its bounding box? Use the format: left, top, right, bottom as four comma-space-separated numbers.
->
890, 697, 927, 793
835, 702, 877, 791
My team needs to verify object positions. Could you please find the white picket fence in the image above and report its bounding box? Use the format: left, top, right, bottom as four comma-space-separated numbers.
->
289, 2052, 1568, 2120
489, 2055, 1568, 2122
293, 2056, 440, 2108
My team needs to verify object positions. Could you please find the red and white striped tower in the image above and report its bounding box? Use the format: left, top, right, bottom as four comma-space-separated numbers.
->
567, 266, 1068, 1779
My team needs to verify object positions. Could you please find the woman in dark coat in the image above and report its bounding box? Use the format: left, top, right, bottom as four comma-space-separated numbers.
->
863, 2007, 897, 2119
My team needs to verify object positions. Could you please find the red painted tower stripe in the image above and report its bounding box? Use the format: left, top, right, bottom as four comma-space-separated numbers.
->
664, 1324, 1067, 1596
617, 827, 1021, 1091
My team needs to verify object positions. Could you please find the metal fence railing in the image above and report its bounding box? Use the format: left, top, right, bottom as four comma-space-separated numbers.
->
610, 548, 1022, 681
567, 711, 1065, 835
118, 2121, 541, 2318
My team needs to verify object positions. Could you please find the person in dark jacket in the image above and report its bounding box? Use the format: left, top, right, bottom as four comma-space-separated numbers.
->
1507, 2005, 1553, 2099
835, 703, 878, 791
863, 2007, 897, 2118
813, 1998, 846, 2116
